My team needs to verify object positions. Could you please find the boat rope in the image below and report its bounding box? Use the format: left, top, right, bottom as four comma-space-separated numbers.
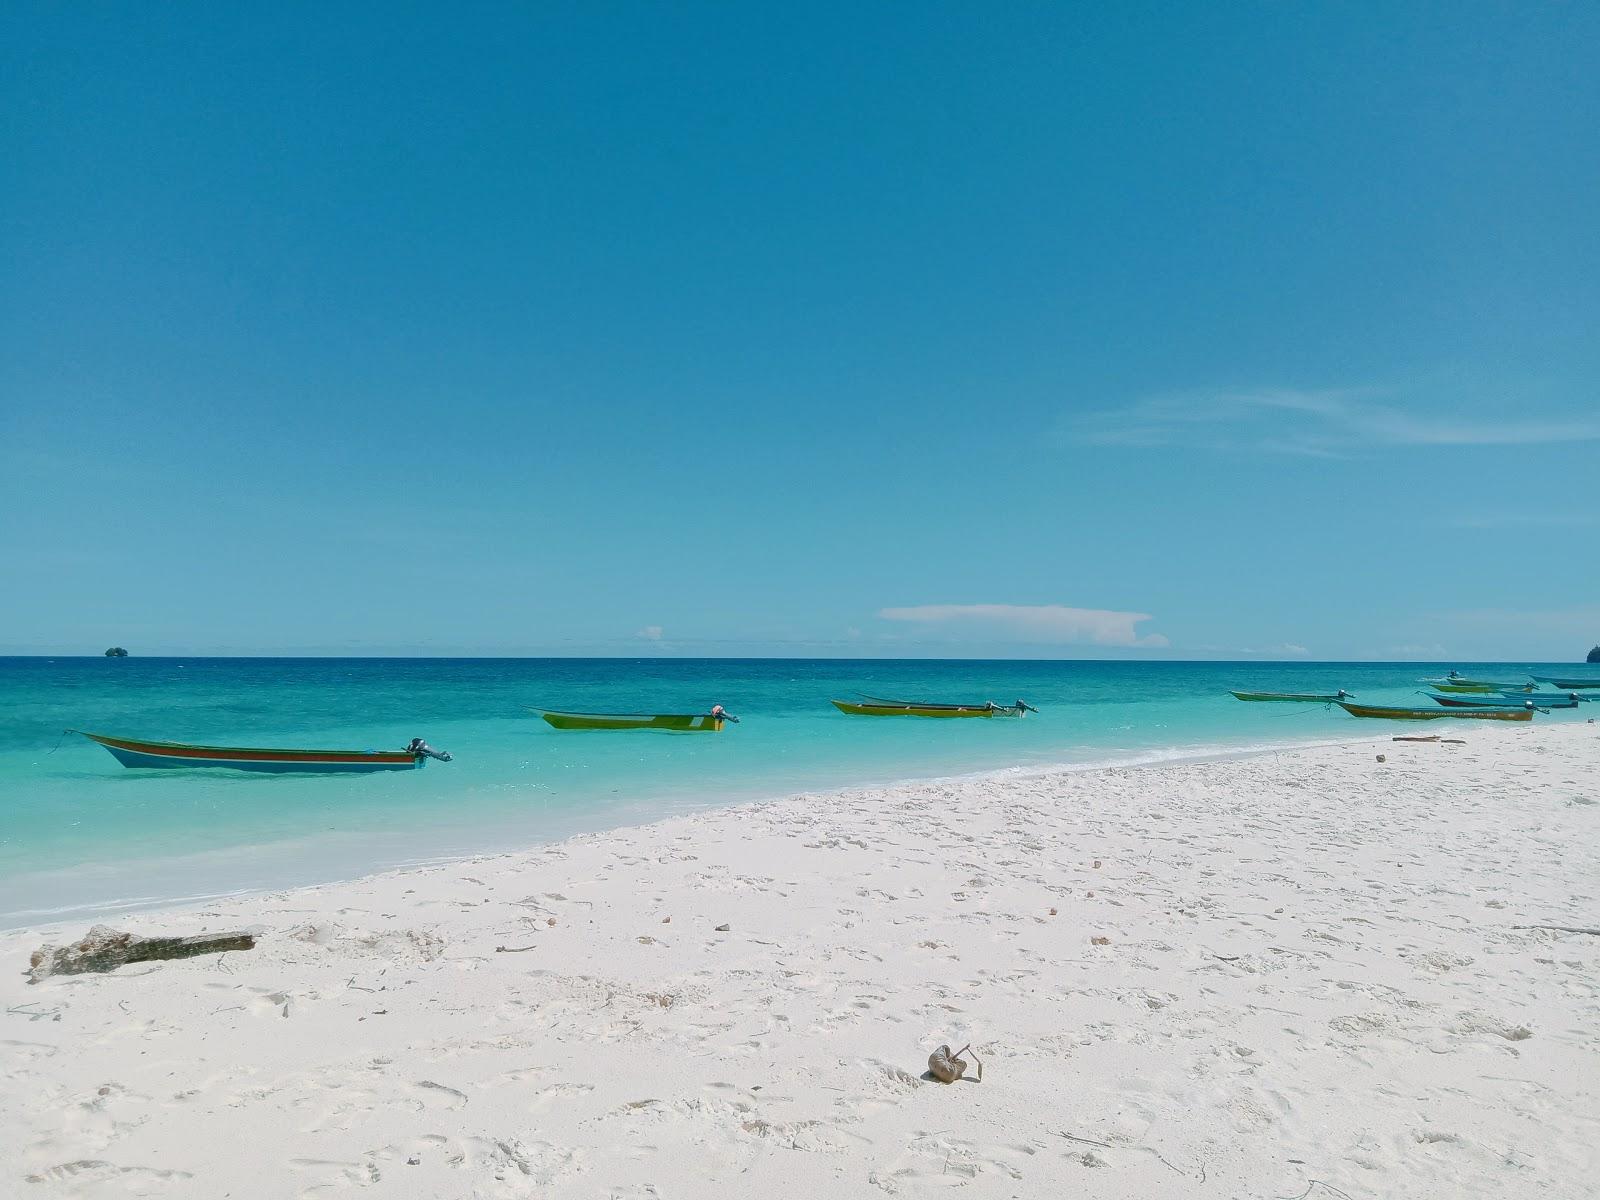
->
47, 728, 72, 755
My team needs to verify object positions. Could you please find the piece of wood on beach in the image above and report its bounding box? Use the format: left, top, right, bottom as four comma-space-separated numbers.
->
28, 924, 256, 984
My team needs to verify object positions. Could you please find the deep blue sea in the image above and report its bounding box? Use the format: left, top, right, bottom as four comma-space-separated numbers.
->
2, 657, 1593, 928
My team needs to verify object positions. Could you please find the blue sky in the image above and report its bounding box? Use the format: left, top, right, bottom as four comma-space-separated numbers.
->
3, 4, 1597, 659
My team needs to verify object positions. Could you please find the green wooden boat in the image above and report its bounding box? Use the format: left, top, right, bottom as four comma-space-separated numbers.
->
1425, 674, 1538, 693
1230, 689, 1351, 702
834, 695, 1037, 718
832, 699, 995, 718
1337, 700, 1532, 722
1430, 693, 1576, 710
533, 708, 735, 731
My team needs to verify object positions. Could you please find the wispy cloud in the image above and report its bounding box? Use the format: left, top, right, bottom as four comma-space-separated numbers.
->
878, 604, 1168, 648
1431, 606, 1600, 637
1384, 643, 1448, 659
1066, 386, 1600, 457
635, 625, 664, 641
1191, 642, 1312, 659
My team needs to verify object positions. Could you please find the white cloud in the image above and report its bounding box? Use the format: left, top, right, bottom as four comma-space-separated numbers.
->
1385, 643, 1448, 659
636, 625, 664, 641
1192, 642, 1312, 658
878, 604, 1169, 648
1066, 386, 1600, 457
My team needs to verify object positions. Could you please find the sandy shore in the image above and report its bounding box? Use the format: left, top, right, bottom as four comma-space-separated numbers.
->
3, 723, 1596, 1198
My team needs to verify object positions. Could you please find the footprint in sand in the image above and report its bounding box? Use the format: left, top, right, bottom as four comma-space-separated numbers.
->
413, 1079, 470, 1109
528, 1081, 594, 1111
244, 986, 304, 1019
289, 1156, 381, 1194
478, 1064, 552, 1089
27, 1160, 194, 1186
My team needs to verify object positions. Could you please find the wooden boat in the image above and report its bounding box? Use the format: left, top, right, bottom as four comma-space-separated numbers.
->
832, 699, 996, 718
1495, 690, 1589, 703
1426, 673, 1545, 692
851, 700, 1036, 720
1230, 689, 1350, 702
1530, 676, 1600, 690
74, 731, 450, 772
535, 710, 732, 731
1430, 694, 1574, 710
1336, 701, 1531, 722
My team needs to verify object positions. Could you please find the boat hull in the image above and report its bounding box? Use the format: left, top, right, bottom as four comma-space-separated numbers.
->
831, 700, 994, 718
538, 711, 725, 731
1229, 691, 1345, 702
1495, 691, 1587, 703
1440, 691, 1574, 710
1336, 702, 1531, 722
1530, 676, 1600, 690
77, 732, 424, 772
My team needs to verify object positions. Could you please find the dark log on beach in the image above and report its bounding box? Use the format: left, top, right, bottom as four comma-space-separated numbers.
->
28, 924, 256, 983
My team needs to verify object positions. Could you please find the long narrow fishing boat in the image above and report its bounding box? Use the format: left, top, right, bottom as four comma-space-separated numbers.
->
832, 699, 997, 718
1495, 689, 1589, 703
1426, 673, 1546, 692
1336, 701, 1532, 722
73, 731, 452, 772
1530, 676, 1600, 690
534, 709, 735, 731
1430, 694, 1574, 710
856, 694, 1037, 717
1230, 689, 1351, 702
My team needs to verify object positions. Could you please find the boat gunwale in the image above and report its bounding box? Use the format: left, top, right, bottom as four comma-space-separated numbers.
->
831, 699, 996, 717
1427, 694, 1546, 708
531, 708, 723, 721
855, 694, 1006, 711
73, 731, 420, 762
1335, 701, 1533, 722
1229, 690, 1350, 702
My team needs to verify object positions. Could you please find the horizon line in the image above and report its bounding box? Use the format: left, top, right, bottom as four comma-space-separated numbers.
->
3, 653, 1593, 666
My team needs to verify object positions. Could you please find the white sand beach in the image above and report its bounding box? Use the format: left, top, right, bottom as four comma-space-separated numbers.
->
3, 723, 1596, 1199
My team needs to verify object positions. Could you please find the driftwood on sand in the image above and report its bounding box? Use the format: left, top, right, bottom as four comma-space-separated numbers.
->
28, 924, 257, 984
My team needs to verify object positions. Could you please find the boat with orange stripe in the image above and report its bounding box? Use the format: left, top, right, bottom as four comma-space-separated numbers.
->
71, 731, 452, 773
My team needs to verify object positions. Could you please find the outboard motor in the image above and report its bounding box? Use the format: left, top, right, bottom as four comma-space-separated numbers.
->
406, 737, 453, 762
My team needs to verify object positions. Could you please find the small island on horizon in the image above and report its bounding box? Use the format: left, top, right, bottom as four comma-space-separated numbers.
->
104, 647, 128, 657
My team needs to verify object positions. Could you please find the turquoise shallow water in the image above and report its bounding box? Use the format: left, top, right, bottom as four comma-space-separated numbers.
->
2, 657, 1592, 927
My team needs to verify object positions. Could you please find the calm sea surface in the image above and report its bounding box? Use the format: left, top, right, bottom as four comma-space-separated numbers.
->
2, 657, 1591, 927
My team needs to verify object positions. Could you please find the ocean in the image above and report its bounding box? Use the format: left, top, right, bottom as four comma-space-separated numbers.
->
1, 656, 1590, 928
